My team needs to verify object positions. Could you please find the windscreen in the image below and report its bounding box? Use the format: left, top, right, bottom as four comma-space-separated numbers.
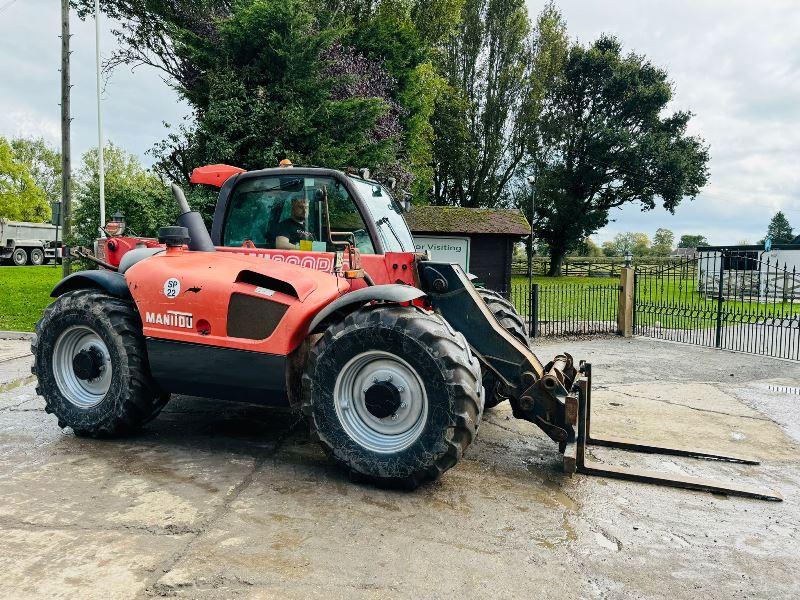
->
349, 178, 415, 253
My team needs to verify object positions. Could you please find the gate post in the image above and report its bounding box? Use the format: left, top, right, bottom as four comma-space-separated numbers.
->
715, 252, 725, 348
617, 267, 634, 337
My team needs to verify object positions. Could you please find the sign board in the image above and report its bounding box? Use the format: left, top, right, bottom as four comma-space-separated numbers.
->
50, 201, 61, 226
413, 236, 470, 272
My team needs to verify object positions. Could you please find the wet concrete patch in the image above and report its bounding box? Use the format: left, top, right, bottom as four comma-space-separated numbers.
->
0, 337, 799, 598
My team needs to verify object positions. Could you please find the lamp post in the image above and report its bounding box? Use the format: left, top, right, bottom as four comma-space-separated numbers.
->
526, 174, 536, 280
625, 250, 633, 268
94, 0, 105, 233
106, 211, 126, 237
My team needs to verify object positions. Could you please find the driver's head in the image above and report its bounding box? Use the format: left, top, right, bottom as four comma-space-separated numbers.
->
288, 193, 307, 222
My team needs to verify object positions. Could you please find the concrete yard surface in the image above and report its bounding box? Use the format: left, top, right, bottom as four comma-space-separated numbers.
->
1, 337, 799, 599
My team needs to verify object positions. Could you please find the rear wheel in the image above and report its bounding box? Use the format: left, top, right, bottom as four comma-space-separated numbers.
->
29, 248, 44, 265
302, 304, 483, 488
12, 248, 28, 266
476, 288, 530, 409
33, 289, 169, 437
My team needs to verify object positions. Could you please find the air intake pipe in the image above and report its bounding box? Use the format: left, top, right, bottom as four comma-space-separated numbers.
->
171, 183, 215, 252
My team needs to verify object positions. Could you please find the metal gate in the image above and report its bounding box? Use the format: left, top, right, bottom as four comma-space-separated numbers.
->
635, 249, 800, 360
505, 281, 619, 338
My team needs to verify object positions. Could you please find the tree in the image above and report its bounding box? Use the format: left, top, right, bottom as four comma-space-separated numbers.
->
678, 234, 708, 249
574, 236, 602, 257
651, 228, 674, 256
761, 211, 793, 245
9, 137, 61, 208
72, 143, 178, 248
523, 35, 709, 275
602, 232, 650, 257
431, 0, 544, 207
0, 136, 50, 222
75, 0, 456, 198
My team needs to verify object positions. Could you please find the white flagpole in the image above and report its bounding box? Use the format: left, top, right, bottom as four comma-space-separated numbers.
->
94, 0, 105, 231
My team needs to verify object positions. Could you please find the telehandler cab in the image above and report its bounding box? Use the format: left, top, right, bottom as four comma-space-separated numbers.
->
32, 164, 780, 499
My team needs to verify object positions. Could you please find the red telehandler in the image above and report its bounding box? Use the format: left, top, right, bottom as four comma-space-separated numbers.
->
32, 164, 780, 499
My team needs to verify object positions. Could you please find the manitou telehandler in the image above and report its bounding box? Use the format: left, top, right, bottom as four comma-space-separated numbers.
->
32, 163, 780, 499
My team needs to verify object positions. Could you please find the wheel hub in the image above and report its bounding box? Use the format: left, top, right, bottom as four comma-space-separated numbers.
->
52, 326, 112, 408
364, 380, 402, 419
72, 347, 105, 381
334, 351, 428, 454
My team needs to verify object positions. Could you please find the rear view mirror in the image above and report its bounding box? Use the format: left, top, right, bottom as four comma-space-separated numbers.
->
401, 192, 412, 213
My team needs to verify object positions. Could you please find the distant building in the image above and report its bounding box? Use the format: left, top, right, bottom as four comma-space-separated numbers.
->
670, 247, 697, 258
696, 240, 800, 300
405, 206, 530, 292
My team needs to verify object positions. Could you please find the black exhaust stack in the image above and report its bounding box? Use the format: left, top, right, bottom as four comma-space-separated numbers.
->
171, 183, 215, 252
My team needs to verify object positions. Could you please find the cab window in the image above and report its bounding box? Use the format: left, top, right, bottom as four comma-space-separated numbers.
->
222, 175, 375, 254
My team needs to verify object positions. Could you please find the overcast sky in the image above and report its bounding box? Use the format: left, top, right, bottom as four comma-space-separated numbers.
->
1, 0, 798, 245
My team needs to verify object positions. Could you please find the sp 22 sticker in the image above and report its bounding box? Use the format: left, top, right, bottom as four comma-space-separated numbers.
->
163, 278, 180, 298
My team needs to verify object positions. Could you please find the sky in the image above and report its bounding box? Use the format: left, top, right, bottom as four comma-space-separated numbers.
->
1, 0, 798, 246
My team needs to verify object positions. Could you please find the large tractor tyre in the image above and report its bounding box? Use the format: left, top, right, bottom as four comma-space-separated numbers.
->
12, 248, 28, 266
476, 288, 530, 409
32, 289, 169, 437
29, 248, 45, 266
302, 304, 484, 489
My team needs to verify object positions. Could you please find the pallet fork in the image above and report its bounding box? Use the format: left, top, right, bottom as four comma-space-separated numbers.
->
420, 262, 782, 502
562, 363, 783, 502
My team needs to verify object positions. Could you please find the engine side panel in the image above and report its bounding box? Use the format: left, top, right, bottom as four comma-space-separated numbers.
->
124, 249, 347, 357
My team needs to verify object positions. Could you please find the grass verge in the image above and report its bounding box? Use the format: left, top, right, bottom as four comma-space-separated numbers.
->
0, 266, 60, 332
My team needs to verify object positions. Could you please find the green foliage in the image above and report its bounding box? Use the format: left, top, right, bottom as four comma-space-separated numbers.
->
72, 143, 180, 248
678, 234, 708, 248
762, 211, 794, 245
179, 0, 395, 172
601, 232, 650, 257
651, 228, 675, 256
400, 62, 447, 201
78, 0, 451, 196
524, 33, 709, 275
573, 236, 603, 257
9, 137, 61, 208
432, 0, 537, 207
0, 136, 50, 222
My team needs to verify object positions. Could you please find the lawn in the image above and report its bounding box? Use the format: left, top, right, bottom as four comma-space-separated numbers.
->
0, 266, 60, 332
508, 273, 800, 331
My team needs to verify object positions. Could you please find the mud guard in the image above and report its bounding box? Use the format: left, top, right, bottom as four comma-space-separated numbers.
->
51, 270, 131, 300
307, 284, 425, 334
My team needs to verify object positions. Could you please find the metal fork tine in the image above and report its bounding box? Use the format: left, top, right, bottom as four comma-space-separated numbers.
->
566, 363, 782, 502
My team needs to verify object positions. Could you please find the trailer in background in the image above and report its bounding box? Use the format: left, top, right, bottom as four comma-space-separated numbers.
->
0, 219, 63, 266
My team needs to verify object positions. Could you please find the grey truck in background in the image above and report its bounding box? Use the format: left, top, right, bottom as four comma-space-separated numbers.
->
0, 219, 62, 266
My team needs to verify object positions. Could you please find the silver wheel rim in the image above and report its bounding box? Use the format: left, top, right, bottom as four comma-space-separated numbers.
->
334, 350, 428, 454
13, 249, 26, 265
52, 325, 112, 408
31, 249, 43, 264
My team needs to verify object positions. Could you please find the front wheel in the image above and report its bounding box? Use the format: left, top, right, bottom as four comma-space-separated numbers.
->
302, 305, 484, 488
33, 289, 169, 437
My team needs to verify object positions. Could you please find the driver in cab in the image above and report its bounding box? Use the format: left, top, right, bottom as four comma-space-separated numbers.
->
275, 193, 315, 250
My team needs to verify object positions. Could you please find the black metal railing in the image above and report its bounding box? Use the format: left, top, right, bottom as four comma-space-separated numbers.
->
635, 249, 800, 361
502, 281, 620, 338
